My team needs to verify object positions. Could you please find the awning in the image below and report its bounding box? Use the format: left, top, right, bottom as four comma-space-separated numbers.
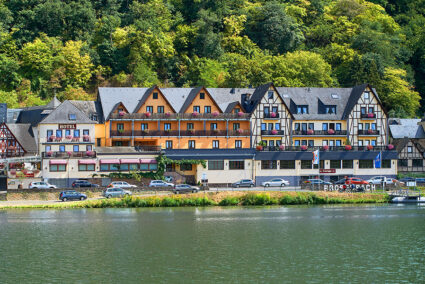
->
49, 160, 68, 165
78, 159, 97, 165
140, 159, 157, 164
100, 159, 120, 164
120, 159, 140, 164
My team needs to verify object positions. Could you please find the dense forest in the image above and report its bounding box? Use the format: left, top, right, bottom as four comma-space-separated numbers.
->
0, 0, 424, 117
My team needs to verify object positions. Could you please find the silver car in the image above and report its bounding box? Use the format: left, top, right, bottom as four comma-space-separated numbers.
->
103, 188, 132, 198
29, 181, 57, 189
261, 178, 290, 187
173, 184, 200, 194
149, 180, 174, 187
108, 181, 137, 188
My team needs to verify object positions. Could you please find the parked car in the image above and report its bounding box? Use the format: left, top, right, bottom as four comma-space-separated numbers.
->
59, 190, 87, 202
261, 178, 289, 187
149, 180, 174, 187
399, 177, 415, 183
173, 184, 200, 194
415, 178, 425, 184
333, 178, 347, 185
367, 176, 394, 185
103, 188, 132, 198
72, 180, 100, 188
345, 177, 369, 185
304, 179, 332, 185
232, 179, 255, 188
107, 181, 137, 189
29, 181, 57, 189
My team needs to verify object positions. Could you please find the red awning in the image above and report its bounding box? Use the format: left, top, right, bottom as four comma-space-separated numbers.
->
100, 159, 120, 164
120, 159, 140, 164
140, 159, 157, 164
78, 159, 97, 165
49, 160, 68, 165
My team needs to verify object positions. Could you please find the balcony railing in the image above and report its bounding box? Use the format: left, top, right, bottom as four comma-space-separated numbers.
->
110, 113, 251, 120
111, 129, 251, 137
361, 113, 376, 119
261, 130, 285, 136
263, 113, 280, 119
42, 151, 97, 158
259, 146, 393, 152
292, 130, 347, 136
358, 130, 380, 135
43, 137, 94, 143
134, 145, 162, 152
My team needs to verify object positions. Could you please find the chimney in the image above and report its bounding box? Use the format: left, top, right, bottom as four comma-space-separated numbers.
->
230, 88, 235, 94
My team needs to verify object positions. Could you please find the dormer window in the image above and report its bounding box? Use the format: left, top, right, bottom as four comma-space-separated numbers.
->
153, 92, 158, 99
69, 114, 76, 120
268, 91, 273, 100
297, 105, 308, 114
200, 92, 205, 99
234, 108, 240, 113
364, 91, 370, 100
92, 114, 98, 121
325, 106, 336, 114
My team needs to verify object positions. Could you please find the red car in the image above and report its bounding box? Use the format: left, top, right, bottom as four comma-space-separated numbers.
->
345, 177, 369, 185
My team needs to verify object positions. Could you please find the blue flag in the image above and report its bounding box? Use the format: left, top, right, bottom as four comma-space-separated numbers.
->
374, 152, 381, 168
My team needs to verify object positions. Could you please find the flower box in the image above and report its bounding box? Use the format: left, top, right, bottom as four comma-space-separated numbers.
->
49, 135, 56, 142
387, 144, 394, 150
165, 112, 171, 117
279, 144, 285, 151
237, 129, 244, 134
307, 129, 314, 135
47, 151, 53, 156
10, 169, 16, 175
323, 145, 329, 151
367, 144, 373, 150
212, 111, 219, 117
367, 113, 375, 118
145, 112, 151, 118
271, 129, 278, 135
119, 111, 125, 116
270, 112, 277, 118
367, 129, 374, 134
300, 145, 308, 151
256, 145, 263, 151
65, 135, 73, 139
86, 151, 93, 156
345, 145, 352, 150
55, 137, 62, 142
327, 129, 335, 135
192, 111, 199, 117
67, 151, 72, 156
237, 111, 244, 117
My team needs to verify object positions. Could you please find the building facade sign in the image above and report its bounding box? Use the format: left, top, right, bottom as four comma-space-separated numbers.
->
59, 124, 77, 129
319, 169, 336, 173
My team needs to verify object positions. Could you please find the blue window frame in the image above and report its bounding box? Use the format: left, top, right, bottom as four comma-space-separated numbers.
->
65, 129, 71, 136
59, 145, 65, 152
74, 130, 80, 137
73, 145, 79, 152
275, 123, 280, 130
56, 130, 62, 137
261, 123, 266, 131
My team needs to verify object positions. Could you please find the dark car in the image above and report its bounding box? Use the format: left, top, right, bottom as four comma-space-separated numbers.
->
59, 190, 87, 202
333, 178, 347, 185
399, 177, 415, 183
415, 178, 425, 184
232, 179, 255, 188
72, 180, 100, 188
173, 184, 200, 194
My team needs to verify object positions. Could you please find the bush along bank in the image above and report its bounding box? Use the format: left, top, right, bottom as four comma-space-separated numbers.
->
0, 192, 391, 209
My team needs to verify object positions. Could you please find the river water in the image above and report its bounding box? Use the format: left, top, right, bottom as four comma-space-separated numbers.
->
0, 205, 424, 283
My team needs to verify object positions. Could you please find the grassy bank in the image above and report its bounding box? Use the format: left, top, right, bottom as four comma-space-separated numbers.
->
0, 191, 391, 209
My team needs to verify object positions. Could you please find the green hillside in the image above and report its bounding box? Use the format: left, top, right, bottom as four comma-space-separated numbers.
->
0, 0, 424, 117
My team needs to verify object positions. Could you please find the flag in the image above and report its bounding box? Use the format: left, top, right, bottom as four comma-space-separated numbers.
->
312, 150, 319, 165
374, 152, 381, 168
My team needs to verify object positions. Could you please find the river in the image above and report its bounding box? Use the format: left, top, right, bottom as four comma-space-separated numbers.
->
0, 204, 424, 283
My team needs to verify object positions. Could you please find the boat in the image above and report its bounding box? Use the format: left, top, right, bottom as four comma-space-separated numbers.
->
391, 194, 425, 203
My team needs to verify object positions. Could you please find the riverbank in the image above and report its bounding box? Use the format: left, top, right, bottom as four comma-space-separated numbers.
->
0, 191, 390, 209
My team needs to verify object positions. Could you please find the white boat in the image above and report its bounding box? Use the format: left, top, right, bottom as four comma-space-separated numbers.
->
391, 196, 425, 203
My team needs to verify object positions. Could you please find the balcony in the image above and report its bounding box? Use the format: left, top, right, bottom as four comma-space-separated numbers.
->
110, 130, 132, 137
134, 145, 162, 152
43, 136, 94, 143
292, 130, 347, 136
261, 130, 285, 136
361, 113, 376, 119
42, 151, 97, 158
111, 129, 251, 137
109, 113, 251, 120
259, 146, 394, 152
358, 130, 380, 135
263, 113, 280, 119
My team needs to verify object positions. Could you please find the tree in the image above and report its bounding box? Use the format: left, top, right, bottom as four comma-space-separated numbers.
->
59, 41, 94, 88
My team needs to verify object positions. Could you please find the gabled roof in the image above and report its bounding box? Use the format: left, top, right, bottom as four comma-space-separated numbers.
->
389, 119, 425, 139
40, 100, 94, 124
341, 84, 386, 119
45, 96, 61, 108
6, 123, 37, 154
393, 137, 425, 154
225, 101, 246, 113
69, 100, 103, 123
133, 86, 177, 113
249, 83, 294, 118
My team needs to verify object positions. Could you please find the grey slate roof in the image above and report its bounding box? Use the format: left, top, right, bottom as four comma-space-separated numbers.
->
389, 119, 425, 139
40, 100, 94, 124
0, 103, 7, 123
7, 123, 37, 154
208, 88, 253, 112
16, 97, 62, 126
69, 100, 103, 123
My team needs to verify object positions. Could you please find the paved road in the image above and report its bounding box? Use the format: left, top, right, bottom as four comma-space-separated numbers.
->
209, 186, 302, 191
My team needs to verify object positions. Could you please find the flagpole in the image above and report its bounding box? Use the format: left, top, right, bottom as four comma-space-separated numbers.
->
381, 150, 384, 193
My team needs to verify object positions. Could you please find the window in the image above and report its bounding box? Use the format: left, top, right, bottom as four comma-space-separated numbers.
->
268, 123, 273, 130
97, 138, 101, 147
92, 114, 98, 121
153, 92, 158, 99
229, 161, 245, 170
47, 130, 53, 138
200, 92, 205, 99
325, 106, 336, 114
294, 123, 300, 131
301, 160, 312, 169
413, 159, 423, 167
188, 140, 195, 149
361, 107, 366, 114
275, 123, 281, 130
193, 106, 200, 113
233, 123, 240, 130
79, 164, 95, 171
211, 123, 217, 130
308, 123, 314, 130
322, 123, 328, 131
382, 160, 391, 168
336, 140, 341, 146
371, 140, 376, 146
166, 140, 173, 149
301, 123, 307, 131
187, 123, 194, 130
358, 140, 363, 146
146, 106, 153, 113
157, 106, 164, 113
65, 129, 71, 137
280, 160, 295, 169
358, 123, 363, 130
297, 105, 308, 114
86, 145, 92, 151
235, 140, 242, 148
407, 146, 413, 153
308, 140, 314, 147
180, 164, 192, 171
117, 123, 124, 130
204, 106, 211, 113
45, 146, 51, 152
359, 160, 374, 168
294, 140, 300, 146
322, 140, 328, 146
368, 107, 374, 113
141, 123, 148, 130
272, 106, 278, 114
269, 140, 275, 147
50, 164, 66, 172
263, 107, 270, 116
261, 160, 277, 169
100, 163, 120, 171
343, 160, 353, 169
398, 159, 408, 167
74, 129, 80, 137
330, 160, 341, 169
212, 140, 219, 149
336, 123, 341, 131
313, 160, 325, 169
208, 160, 224, 170
364, 91, 370, 100
329, 140, 334, 146
371, 123, 376, 130
56, 130, 62, 138
83, 129, 89, 136
164, 123, 171, 130
365, 123, 370, 130
69, 114, 76, 120
261, 123, 266, 131
234, 108, 240, 113
73, 145, 79, 152
268, 91, 273, 100
59, 145, 65, 152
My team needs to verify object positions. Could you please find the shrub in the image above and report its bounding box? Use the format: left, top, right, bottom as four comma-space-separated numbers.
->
219, 197, 240, 206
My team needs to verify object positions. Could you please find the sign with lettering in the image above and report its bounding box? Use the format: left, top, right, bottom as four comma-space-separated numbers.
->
59, 124, 76, 129
323, 184, 376, 191
319, 169, 336, 173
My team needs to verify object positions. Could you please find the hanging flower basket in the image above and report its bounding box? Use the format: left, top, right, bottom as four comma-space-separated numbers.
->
300, 145, 308, 151
279, 144, 285, 151
212, 111, 219, 117
307, 129, 314, 135
345, 145, 352, 151
145, 112, 151, 118
387, 144, 394, 150
65, 135, 72, 139
367, 144, 373, 150
256, 145, 263, 151
270, 112, 277, 118
328, 129, 335, 135
119, 111, 125, 116
192, 111, 199, 117
323, 145, 329, 151
271, 129, 278, 135
237, 111, 244, 117
367, 113, 375, 118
